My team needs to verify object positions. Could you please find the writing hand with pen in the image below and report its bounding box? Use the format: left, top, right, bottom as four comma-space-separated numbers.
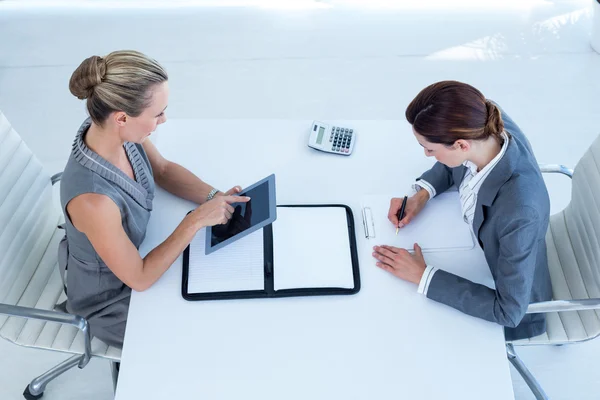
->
371, 189, 431, 284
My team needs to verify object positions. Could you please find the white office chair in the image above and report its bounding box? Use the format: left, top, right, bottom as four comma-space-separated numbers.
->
506, 135, 600, 400
0, 111, 121, 399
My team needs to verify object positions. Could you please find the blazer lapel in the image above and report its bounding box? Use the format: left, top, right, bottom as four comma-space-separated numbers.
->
472, 138, 520, 241
452, 165, 466, 188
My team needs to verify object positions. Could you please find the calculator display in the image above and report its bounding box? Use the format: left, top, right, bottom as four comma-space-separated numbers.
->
316, 126, 325, 144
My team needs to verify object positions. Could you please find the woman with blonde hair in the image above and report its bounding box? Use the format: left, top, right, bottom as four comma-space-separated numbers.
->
60, 50, 247, 347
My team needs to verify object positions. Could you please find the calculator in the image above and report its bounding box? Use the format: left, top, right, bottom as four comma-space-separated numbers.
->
307, 121, 355, 156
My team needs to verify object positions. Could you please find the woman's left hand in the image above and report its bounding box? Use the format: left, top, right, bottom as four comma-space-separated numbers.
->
217, 186, 243, 197
372, 244, 427, 284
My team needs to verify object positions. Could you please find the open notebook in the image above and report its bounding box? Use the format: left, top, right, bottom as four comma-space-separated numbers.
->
360, 191, 475, 252
182, 205, 360, 301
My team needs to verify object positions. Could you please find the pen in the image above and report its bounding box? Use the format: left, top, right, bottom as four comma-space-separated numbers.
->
395, 196, 408, 235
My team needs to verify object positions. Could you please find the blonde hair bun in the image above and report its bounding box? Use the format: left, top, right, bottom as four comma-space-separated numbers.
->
69, 56, 107, 100
69, 50, 168, 125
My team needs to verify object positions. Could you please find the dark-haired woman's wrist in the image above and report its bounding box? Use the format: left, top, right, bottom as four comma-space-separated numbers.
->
416, 188, 430, 203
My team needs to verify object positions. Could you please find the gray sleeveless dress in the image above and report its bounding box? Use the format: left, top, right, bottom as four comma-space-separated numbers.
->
58, 119, 155, 348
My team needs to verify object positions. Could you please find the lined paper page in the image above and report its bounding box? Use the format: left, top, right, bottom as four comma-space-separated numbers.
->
272, 207, 355, 291
361, 192, 475, 252
187, 228, 265, 294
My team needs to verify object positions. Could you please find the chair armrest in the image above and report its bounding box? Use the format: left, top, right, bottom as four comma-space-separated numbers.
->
0, 303, 92, 368
51, 172, 63, 186
538, 164, 573, 178
526, 298, 600, 314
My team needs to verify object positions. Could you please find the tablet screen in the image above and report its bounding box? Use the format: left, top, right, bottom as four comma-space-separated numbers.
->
210, 183, 270, 246
205, 174, 277, 255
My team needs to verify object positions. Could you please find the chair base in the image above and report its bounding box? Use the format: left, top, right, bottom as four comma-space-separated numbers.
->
24, 354, 83, 398
23, 386, 43, 400
506, 343, 549, 400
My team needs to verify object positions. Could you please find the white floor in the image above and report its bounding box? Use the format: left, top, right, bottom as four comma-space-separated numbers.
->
1, 0, 600, 399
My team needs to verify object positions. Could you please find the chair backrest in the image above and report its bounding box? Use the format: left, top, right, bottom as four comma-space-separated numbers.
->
0, 111, 61, 319
546, 133, 600, 336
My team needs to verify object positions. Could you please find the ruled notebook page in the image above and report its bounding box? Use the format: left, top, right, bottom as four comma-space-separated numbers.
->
187, 228, 265, 293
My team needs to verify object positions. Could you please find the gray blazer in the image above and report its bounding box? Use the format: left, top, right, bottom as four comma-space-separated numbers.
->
418, 107, 552, 341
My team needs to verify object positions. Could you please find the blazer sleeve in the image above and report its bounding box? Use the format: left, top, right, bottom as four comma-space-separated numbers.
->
418, 162, 456, 197
425, 206, 541, 328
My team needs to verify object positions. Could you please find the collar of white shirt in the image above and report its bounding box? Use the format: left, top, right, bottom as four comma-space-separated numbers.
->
462, 131, 510, 191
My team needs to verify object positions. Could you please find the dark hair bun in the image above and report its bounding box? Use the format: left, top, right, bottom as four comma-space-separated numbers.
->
484, 100, 504, 139
69, 56, 106, 100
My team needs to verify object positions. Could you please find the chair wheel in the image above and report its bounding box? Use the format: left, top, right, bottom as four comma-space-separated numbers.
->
23, 385, 43, 400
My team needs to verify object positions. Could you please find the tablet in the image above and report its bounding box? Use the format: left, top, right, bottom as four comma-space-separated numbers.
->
205, 174, 277, 255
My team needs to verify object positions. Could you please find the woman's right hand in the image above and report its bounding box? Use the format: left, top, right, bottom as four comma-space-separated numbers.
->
388, 189, 430, 229
189, 195, 250, 229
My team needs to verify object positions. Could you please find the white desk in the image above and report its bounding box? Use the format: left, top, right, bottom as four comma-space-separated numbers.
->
115, 120, 514, 400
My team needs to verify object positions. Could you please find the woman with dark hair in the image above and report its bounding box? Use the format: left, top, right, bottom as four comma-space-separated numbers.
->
372, 80, 552, 340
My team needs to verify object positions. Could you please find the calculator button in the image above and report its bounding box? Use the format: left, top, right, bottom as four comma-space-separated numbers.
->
344, 149, 349, 153
349, 129, 353, 133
